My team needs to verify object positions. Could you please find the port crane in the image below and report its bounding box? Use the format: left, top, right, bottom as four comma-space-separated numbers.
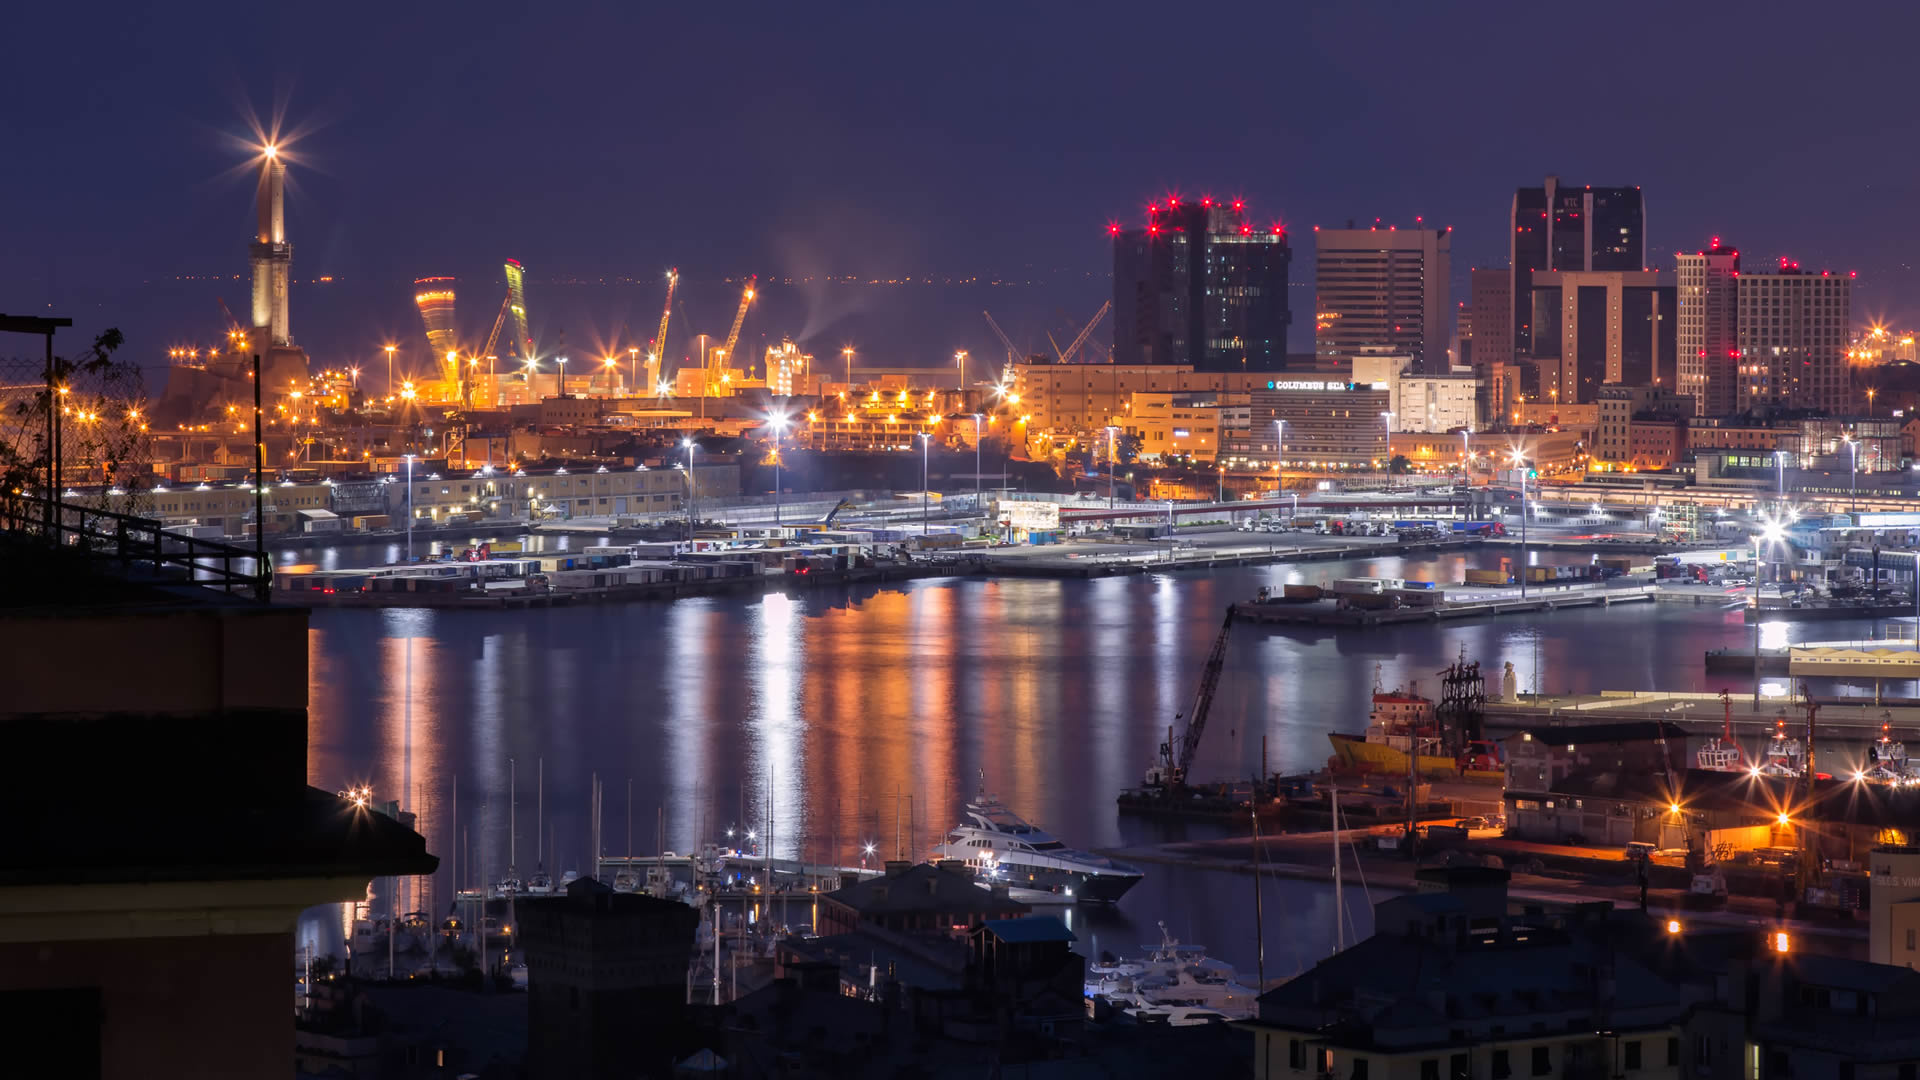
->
982, 311, 1022, 378
647, 269, 677, 394
708, 276, 755, 394
1145, 606, 1237, 792
1048, 301, 1112, 364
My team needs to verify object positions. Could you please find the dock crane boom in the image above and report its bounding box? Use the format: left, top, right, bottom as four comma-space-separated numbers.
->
983, 311, 1021, 376
1058, 301, 1111, 363
1158, 607, 1237, 788
648, 269, 677, 393
709, 276, 755, 393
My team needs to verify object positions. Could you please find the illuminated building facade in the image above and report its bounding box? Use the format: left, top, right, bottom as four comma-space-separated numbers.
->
1313, 224, 1452, 374
1113, 196, 1291, 372
1221, 381, 1391, 469
1736, 265, 1852, 412
1529, 270, 1676, 405
765, 339, 811, 397
1510, 177, 1645, 358
1675, 240, 1741, 416
412, 278, 458, 383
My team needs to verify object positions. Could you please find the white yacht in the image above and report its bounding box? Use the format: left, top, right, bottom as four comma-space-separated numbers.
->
932, 785, 1143, 904
1083, 922, 1260, 1020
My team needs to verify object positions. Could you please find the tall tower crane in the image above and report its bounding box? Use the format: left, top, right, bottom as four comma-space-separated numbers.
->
647, 269, 678, 395
709, 276, 755, 395
1056, 301, 1111, 363
983, 311, 1021, 379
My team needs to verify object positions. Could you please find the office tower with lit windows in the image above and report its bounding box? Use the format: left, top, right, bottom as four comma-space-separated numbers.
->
1468, 268, 1511, 369
1675, 239, 1741, 416
1510, 177, 1645, 359
1529, 269, 1676, 405
1312, 224, 1452, 375
1737, 262, 1852, 413
1113, 196, 1291, 373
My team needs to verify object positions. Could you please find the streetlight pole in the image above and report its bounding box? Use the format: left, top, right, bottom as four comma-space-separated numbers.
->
629, 347, 638, 396
1273, 418, 1286, 496
683, 438, 699, 545
972, 414, 983, 502
955, 350, 967, 391
1106, 426, 1117, 509
1511, 451, 1529, 600
918, 432, 931, 535
384, 345, 396, 398
770, 416, 785, 526
1848, 437, 1858, 513
1381, 411, 1394, 487
843, 346, 854, 387
403, 454, 416, 563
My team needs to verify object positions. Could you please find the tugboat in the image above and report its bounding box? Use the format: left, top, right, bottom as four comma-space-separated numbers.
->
935, 776, 1143, 903
1696, 691, 1748, 772
1327, 655, 1503, 781
1865, 714, 1911, 783
1759, 712, 1803, 778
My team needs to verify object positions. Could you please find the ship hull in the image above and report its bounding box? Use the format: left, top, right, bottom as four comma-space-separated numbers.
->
1329, 732, 1468, 778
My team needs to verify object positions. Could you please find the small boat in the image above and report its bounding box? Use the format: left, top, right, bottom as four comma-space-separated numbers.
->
933, 778, 1143, 904
1083, 922, 1258, 1019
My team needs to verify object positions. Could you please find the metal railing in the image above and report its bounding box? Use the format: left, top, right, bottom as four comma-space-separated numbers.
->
1, 496, 270, 602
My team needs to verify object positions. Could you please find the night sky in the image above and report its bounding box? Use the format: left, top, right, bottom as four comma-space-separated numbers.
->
6, 3, 1919, 377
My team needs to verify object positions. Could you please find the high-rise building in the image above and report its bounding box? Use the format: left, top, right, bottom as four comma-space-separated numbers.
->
1312, 224, 1451, 374
1510, 177, 1645, 359
1113, 195, 1291, 372
1469, 269, 1512, 369
1737, 263, 1853, 413
1675, 239, 1741, 417
1450, 301, 1472, 369
1529, 270, 1676, 405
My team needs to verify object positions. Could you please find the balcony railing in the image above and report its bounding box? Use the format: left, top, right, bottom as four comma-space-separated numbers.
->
1, 495, 270, 602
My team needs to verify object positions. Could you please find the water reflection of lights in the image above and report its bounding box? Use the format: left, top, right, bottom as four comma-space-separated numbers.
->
748, 593, 805, 861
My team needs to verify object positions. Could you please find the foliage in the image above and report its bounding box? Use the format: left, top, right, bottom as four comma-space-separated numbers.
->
0, 328, 151, 520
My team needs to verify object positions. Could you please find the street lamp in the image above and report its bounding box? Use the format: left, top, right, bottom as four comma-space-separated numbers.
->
1217, 464, 1225, 503
955, 350, 967, 390
1510, 448, 1530, 600
917, 432, 932, 535
1847, 435, 1859, 512
768, 414, 788, 525
384, 344, 396, 395
403, 454, 416, 563
628, 347, 639, 395
1105, 425, 1118, 509
1273, 418, 1286, 492
603, 355, 618, 396
1381, 411, 1395, 485
843, 346, 854, 386
556, 355, 568, 396
971, 413, 984, 502
682, 438, 699, 545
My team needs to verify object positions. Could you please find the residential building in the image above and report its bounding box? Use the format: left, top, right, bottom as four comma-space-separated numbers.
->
518, 878, 702, 1080
1220, 381, 1391, 470
1312, 224, 1452, 374
1247, 868, 1688, 1080
1629, 415, 1687, 470
1676, 240, 1741, 416
1113, 196, 1291, 372
1511, 177, 1646, 358
1595, 387, 1691, 468
1470, 267, 1513, 369
1531, 270, 1677, 404
1394, 372, 1480, 433
1687, 418, 1791, 454
0, 528, 435, 1077
1737, 264, 1853, 412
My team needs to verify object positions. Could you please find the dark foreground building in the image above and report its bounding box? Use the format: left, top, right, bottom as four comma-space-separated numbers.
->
0, 526, 435, 1077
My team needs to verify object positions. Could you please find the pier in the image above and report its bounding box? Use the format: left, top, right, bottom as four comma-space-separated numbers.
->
1234, 583, 1658, 627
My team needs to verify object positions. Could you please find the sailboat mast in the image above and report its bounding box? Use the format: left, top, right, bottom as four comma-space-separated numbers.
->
509, 757, 517, 872
1332, 785, 1344, 953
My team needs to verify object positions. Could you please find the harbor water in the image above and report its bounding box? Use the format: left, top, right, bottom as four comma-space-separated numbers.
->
297, 544, 1918, 976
